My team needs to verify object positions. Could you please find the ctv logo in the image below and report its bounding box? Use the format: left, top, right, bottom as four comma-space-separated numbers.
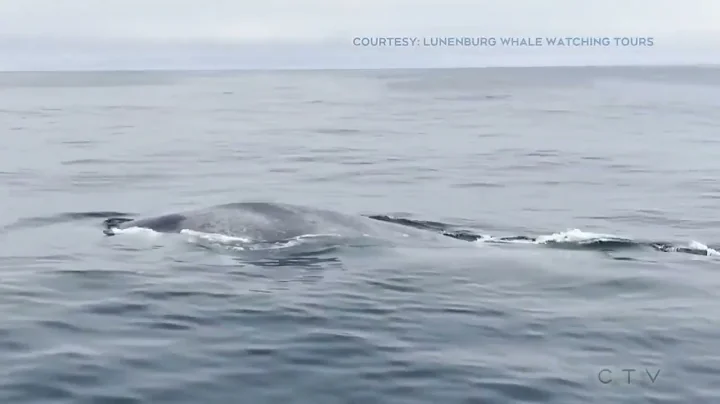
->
597, 368, 661, 385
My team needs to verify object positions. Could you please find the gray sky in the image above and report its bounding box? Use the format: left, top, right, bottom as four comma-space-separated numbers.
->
1, 0, 719, 70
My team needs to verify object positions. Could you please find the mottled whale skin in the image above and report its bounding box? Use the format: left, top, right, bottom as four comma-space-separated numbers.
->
102, 202, 444, 244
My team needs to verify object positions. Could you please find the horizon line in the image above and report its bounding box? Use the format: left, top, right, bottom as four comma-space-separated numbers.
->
1, 63, 719, 74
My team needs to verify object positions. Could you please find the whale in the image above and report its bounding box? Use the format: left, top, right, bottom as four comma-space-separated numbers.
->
101, 202, 719, 258
101, 202, 445, 247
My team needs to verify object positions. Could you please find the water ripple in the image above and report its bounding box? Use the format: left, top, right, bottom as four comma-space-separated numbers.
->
2, 67, 720, 403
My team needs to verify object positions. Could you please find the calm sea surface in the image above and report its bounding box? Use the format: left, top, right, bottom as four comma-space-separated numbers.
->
1, 66, 720, 403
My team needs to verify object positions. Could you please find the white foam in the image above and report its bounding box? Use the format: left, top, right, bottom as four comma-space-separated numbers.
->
261, 233, 343, 249
293, 233, 342, 240
535, 229, 627, 244
471, 227, 720, 259
180, 229, 252, 245
473, 229, 628, 245
178, 229, 345, 251
688, 240, 720, 256
110, 226, 161, 238
474, 235, 534, 244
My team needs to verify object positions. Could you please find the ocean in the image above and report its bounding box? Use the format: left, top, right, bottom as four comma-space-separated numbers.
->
1, 66, 719, 403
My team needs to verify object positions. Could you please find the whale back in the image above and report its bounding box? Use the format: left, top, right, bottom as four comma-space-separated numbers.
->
176, 203, 335, 240
104, 214, 187, 235
101, 202, 441, 244
124, 213, 187, 232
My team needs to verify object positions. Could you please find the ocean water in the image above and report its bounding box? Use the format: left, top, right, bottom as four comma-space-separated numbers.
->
1, 66, 720, 403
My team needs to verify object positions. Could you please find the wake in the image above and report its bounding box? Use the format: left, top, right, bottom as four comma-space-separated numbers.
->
366, 215, 720, 257
2, 211, 133, 232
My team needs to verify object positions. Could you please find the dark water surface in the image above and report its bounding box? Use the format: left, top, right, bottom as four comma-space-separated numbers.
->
2, 67, 720, 403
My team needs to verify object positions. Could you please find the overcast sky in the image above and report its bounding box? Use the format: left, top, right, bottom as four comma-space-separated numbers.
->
1, 0, 719, 70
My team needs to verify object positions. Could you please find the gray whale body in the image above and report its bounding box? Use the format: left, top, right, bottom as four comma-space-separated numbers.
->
102, 202, 438, 244
101, 202, 719, 257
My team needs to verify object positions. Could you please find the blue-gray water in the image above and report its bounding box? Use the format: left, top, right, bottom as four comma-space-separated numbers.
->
2, 67, 720, 403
